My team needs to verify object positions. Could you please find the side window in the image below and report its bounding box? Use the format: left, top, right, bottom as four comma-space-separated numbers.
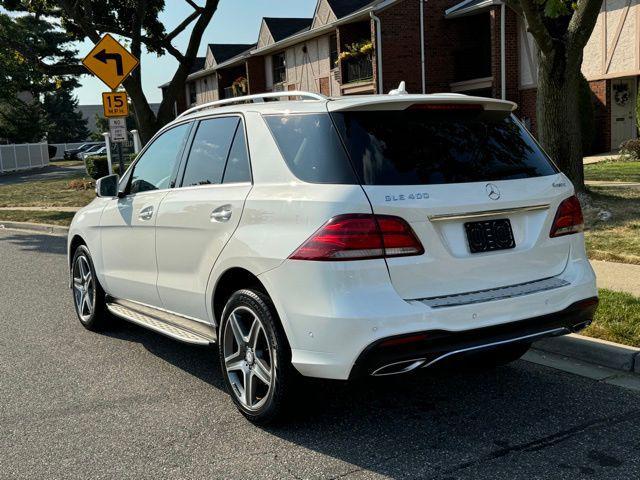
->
129, 123, 190, 194
222, 121, 251, 183
181, 117, 239, 187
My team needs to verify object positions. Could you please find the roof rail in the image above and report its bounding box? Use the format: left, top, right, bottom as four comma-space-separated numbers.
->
176, 91, 328, 119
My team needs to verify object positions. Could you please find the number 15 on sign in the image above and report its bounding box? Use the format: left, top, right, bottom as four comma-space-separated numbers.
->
102, 92, 129, 118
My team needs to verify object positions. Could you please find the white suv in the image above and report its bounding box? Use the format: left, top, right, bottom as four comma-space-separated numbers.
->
68, 91, 598, 423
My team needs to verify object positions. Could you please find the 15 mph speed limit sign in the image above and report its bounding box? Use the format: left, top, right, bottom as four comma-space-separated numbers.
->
102, 92, 129, 117
109, 118, 128, 143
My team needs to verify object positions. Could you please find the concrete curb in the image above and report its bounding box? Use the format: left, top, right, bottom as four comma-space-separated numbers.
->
0, 221, 69, 236
534, 333, 640, 373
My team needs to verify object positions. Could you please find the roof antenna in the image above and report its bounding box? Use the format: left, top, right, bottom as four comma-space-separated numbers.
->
388, 81, 407, 95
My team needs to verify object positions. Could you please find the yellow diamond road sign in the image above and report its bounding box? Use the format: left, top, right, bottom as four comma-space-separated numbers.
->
83, 34, 139, 90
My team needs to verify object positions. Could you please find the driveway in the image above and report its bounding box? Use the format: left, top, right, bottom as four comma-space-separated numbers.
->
1, 229, 639, 479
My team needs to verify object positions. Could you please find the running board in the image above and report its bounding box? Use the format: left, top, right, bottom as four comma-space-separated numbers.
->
106, 298, 216, 345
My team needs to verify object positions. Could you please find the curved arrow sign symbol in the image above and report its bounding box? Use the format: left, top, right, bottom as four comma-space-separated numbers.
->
93, 49, 123, 76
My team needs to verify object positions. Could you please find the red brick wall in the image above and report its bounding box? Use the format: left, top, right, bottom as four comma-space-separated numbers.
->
518, 87, 537, 134
490, 6, 519, 103
378, 0, 423, 93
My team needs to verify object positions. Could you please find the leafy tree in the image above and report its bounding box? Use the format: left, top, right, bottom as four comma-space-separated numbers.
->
0, 97, 51, 143
1, 1, 220, 144
504, 0, 603, 191
42, 89, 89, 142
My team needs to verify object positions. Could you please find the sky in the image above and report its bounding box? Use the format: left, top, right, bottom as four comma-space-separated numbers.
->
75, 0, 316, 105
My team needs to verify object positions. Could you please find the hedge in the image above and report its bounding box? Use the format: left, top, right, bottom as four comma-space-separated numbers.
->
85, 154, 136, 179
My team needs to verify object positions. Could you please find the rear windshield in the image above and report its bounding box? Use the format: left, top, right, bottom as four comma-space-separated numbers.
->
331, 109, 558, 185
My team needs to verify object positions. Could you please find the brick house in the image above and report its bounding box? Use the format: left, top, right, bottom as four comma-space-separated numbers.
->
161, 0, 639, 153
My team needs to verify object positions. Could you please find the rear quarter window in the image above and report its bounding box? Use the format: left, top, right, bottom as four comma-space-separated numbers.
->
331, 109, 558, 185
263, 114, 357, 184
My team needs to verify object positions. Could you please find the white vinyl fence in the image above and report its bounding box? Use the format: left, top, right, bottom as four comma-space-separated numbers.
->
0, 142, 49, 174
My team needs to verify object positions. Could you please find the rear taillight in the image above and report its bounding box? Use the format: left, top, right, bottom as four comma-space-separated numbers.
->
550, 195, 584, 237
289, 214, 424, 261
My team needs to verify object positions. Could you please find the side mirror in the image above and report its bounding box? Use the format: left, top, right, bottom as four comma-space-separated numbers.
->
96, 174, 120, 198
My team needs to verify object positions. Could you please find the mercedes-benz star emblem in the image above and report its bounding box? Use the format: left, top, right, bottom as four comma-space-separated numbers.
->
486, 183, 501, 200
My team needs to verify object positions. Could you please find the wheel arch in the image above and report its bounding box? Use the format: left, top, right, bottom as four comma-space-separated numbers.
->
212, 267, 268, 329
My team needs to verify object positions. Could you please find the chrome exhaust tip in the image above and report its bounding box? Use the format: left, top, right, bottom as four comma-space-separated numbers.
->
371, 358, 426, 376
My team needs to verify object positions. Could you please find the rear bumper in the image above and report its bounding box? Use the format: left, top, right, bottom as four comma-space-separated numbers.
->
349, 297, 598, 378
258, 254, 597, 380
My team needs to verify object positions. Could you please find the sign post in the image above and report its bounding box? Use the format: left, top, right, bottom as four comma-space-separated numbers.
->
83, 34, 140, 177
102, 132, 113, 175
108, 118, 127, 175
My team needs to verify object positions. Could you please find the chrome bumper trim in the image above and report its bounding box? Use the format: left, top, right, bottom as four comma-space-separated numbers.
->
428, 204, 549, 222
415, 277, 570, 308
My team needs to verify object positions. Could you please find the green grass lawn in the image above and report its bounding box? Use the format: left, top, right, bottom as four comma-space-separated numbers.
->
583, 186, 640, 265
0, 172, 95, 208
0, 209, 76, 226
583, 289, 640, 347
584, 160, 640, 183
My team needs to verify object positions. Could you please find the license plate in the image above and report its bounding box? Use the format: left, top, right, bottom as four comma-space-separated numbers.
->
464, 219, 515, 253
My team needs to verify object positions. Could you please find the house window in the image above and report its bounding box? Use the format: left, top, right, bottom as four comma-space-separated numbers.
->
330, 34, 338, 68
273, 52, 286, 84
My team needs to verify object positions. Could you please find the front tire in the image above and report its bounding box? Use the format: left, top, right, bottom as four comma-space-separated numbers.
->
71, 245, 111, 331
219, 289, 294, 424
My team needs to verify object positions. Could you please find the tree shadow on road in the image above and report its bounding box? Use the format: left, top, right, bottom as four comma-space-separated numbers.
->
0, 231, 67, 255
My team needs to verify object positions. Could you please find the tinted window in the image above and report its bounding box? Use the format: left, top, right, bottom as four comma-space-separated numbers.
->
182, 117, 239, 187
264, 114, 356, 184
331, 110, 557, 185
129, 123, 190, 194
222, 122, 251, 183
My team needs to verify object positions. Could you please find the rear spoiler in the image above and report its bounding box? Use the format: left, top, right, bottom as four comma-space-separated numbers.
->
326, 94, 517, 113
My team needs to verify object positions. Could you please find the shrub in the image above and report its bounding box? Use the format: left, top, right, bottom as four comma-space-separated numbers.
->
620, 139, 640, 160
85, 154, 135, 179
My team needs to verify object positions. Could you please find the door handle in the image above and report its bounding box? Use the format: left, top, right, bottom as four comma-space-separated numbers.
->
138, 205, 154, 221
210, 204, 232, 223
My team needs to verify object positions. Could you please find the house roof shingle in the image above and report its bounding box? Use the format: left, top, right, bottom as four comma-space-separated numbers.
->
263, 17, 313, 42
208, 43, 255, 64
326, 0, 377, 18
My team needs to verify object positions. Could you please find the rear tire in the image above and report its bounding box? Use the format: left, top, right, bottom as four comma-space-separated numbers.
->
71, 245, 111, 331
219, 289, 295, 424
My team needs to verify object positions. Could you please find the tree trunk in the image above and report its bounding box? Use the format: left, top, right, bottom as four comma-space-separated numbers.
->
536, 47, 585, 191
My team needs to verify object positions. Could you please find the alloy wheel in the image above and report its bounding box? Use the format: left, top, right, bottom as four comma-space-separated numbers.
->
222, 306, 274, 411
73, 255, 94, 322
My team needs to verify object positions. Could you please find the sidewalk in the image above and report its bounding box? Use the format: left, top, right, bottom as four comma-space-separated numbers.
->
585, 180, 640, 189
591, 259, 640, 297
583, 151, 622, 164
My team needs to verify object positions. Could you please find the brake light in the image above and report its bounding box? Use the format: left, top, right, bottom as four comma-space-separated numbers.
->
289, 214, 424, 261
550, 195, 584, 237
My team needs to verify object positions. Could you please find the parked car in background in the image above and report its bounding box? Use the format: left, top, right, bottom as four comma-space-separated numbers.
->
67, 90, 598, 424
78, 145, 105, 160
83, 146, 108, 159
64, 143, 100, 160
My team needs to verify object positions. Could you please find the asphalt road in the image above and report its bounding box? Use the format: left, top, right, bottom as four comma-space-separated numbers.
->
1, 229, 640, 479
